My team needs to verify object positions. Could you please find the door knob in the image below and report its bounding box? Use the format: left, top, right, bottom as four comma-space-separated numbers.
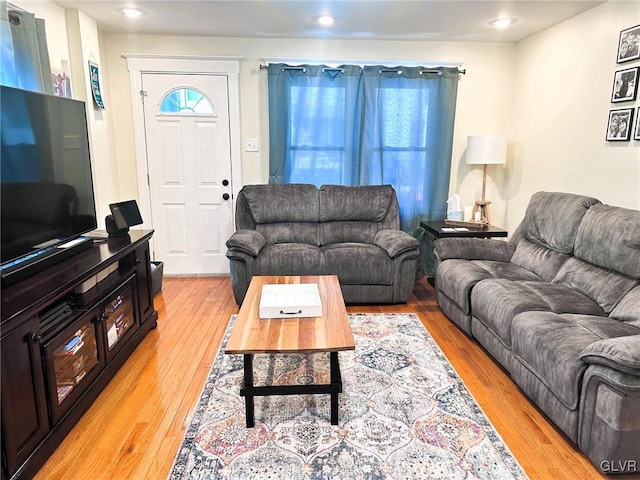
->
222, 193, 230, 201
222, 179, 229, 186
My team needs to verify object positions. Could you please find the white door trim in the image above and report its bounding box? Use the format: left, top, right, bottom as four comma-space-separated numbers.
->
123, 54, 242, 232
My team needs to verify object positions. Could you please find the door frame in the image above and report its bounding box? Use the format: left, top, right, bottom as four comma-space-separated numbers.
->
123, 54, 242, 231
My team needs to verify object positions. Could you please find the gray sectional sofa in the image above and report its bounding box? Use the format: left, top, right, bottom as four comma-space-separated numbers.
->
226, 184, 420, 305
434, 191, 640, 474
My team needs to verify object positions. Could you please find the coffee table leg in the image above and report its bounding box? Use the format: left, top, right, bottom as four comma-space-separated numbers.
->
243, 354, 255, 428
330, 352, 340, 425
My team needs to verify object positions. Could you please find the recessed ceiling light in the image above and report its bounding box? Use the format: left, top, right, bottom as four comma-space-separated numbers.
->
313, 14, 335, 26
489, 18, 517, 29
120, 7, 145, 18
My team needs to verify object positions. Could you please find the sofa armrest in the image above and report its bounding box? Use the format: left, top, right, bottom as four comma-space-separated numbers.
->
580, 335, 640, 376
433, 237, 515, 262
226, 229, 265, 257
374, 229, 420, 258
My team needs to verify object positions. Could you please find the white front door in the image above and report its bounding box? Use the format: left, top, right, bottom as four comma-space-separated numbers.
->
141, 73, 233, 275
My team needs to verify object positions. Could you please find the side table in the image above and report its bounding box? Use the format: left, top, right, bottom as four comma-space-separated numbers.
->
419, 220, 508, 286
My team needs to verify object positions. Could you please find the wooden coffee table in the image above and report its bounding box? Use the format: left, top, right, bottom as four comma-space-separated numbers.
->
225, 275, 355, 427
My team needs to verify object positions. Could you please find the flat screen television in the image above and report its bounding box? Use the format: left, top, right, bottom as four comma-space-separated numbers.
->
1, 85, 97, 286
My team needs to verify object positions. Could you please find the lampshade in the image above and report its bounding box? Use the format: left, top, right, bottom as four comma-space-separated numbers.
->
466, 135, 507, 165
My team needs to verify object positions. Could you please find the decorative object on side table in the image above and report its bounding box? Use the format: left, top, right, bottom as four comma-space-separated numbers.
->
444, 218, 489, 228
466, 135, 507, 223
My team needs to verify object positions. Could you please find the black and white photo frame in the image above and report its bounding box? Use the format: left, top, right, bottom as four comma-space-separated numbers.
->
611, 67, 639, 103
606, 108, 634, 141
634, 107, 640, 141
617, 24, 640, 63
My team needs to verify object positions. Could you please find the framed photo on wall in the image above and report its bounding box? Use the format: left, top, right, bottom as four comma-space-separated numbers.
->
617, 24, 640, 63
611, 67, 639, 103
634, 107, 640, 141
606, 108, 634, 141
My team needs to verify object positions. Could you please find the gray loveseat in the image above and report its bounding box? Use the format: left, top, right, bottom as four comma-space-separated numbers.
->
226, 184, 420, 305
433, 191, 639, 474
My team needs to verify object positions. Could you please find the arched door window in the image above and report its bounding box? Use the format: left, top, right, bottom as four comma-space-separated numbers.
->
158, 87, 215, 115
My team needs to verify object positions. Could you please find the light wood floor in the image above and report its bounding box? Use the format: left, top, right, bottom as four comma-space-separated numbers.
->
33, 276, 618, 480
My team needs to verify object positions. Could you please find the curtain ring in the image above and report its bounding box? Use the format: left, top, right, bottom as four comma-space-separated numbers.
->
321, 67, 345, 74
420, 69, 443, 76
379, 68, 402, 75
8, 13, 22, 26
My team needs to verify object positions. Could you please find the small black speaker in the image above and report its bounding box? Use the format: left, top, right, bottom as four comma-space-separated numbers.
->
105, 214, 129, 237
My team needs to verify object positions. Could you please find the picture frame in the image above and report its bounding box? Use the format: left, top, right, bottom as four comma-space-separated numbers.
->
606, 108, 634, 141
617, 24, 640, 63
634, 107, 640, 141
611, 67, 639, 103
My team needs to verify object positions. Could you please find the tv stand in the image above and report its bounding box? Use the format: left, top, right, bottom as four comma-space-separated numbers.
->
0, 230, 158, 480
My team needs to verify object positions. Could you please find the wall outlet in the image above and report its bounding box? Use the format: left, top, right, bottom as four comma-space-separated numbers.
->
245, 138, 259, 152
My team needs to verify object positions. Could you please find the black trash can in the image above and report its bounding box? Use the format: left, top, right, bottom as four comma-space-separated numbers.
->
150, 261, 164, 296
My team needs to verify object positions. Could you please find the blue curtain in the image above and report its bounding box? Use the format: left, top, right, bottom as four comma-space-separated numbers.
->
268, 63, 459, 234
268, 64, 364, 185
0, 1, 52, 93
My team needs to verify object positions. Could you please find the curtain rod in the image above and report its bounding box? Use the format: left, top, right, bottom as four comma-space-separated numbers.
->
259, 64, 466, 74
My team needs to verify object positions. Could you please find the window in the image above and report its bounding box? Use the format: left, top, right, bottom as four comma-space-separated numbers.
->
288, 85, 348, 184
159, 88, 214, 115
268, 63, 460, 232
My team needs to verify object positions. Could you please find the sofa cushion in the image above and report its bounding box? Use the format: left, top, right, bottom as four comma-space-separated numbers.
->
319, 185, 393, 222
319, 221, 381, 245
553, 257, 637, 314
322, 243, 393, 285
610, 285, 640, 328
257, 222, 319, 246
471, 279, 605, 349
573, 204, 640, 279
318, 185, 399, 245
437, 259, 541, 315
255, 243, 324, 276
510, 238, 571, 282
434, 237, 515, 262
242, 184, 319, 223
520, 191, 600, 254
511, 312, 639, 411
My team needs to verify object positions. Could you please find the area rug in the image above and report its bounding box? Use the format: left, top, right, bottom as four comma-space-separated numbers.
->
168, 313, 528, 480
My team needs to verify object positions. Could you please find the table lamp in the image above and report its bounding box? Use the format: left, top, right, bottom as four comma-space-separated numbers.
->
466, 134, 507, 223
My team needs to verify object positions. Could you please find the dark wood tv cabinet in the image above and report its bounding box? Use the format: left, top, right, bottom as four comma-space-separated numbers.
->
1, 230, 158, 480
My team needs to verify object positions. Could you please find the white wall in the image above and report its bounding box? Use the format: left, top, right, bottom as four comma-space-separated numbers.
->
507, 1, 640, 230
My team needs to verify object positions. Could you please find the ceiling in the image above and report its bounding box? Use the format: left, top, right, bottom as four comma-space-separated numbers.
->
52, 0, 607, 43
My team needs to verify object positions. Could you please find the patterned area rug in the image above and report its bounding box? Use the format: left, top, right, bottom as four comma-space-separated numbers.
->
169, 313, 528, 480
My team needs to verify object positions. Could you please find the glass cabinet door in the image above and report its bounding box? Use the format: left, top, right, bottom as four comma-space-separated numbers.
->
102, 276, 139, 361
53, 321, 99, 404
44, 308, 104, 423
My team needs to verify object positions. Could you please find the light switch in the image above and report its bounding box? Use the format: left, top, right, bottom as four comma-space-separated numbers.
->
245, 138, 259, 152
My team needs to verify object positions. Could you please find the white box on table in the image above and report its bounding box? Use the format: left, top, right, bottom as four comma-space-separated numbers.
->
259, 283, 322, 319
